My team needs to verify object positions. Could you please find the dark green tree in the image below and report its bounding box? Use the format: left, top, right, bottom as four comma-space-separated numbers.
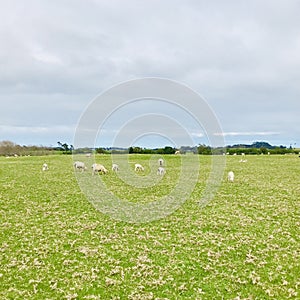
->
163, 146, 176, 154
57, 141, 72, 154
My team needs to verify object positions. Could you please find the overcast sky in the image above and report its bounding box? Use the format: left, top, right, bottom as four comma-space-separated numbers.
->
1, 0, 299, 148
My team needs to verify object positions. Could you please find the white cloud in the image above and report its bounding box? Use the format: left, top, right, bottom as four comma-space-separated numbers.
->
191, 132, 205, 138
0, 125, 74, 134
214, 131, 281, 137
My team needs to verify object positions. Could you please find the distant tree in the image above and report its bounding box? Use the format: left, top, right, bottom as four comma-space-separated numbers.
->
134, 147, 142, 153
198, 144, 212, 155
0, 140, 55, 156
163, 146, 176, 154
57, 141, 73, 154
0, 140, 16, 156
96, 147, 109, 154
142, 148, 154, 154
260, 147, 268, 155
128, 146, 143, 154
155, 148, 164, 154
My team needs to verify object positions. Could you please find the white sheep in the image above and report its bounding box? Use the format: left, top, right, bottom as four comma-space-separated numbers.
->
112, 163, 119, 172
228, 171, 234, 182
134, 163, 144, 172
74, 161, 87, 172
92, 163, 108, 175
157, 167, 165, 175
42, 163, 49, 171
174, 150, 180, 155
158, 158, 164, 166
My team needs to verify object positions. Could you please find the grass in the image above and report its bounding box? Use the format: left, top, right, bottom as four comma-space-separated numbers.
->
0, 154, 299, 299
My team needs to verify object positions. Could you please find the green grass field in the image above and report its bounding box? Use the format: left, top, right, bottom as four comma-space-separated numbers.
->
0, 154, 299, 299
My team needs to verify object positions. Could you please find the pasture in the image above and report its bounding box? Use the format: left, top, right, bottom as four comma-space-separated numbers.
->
0, 154, 299, 299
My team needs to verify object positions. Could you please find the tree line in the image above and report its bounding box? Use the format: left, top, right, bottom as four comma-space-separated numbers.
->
0, 140, 298, 156
0, 140, 56, 156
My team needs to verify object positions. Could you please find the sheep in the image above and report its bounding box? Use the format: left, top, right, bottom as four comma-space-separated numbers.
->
228, 171, 234, 182
157, 167, 165, 175
174, 150, 180, 155
42, 163, 49, 171
74, 161, 87, 172
112, 163, 119, 172
134, 163, 144, 172
92, 163, 108, 175
239, 159, 247, 163
158, 158, 164, 166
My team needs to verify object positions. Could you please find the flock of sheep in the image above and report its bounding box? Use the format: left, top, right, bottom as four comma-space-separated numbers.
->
71, 158, 166, 176
42, 157, 236, 182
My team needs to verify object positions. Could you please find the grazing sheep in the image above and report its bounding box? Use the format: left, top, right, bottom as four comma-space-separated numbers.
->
112, 163, 119, 172
42, 163, 49, 171
158, 158, 164, 166
157, 167, 165, 175
228, 171, 234, 182
134, 163, 144, 172
86, 153, 92, 158
92, 163, 108, 175
74, 161, 87, 172
175, 150, 180, 155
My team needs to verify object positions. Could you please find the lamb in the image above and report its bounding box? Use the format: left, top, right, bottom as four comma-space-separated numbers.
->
42, 163, 49, 171
112, 163, 119, 172
157, 167, 165, 175
92, 163, 108, 175
74, 161, 87, 172
134, 163, 144, 172
158, 158, 164, 166
228, 171, 234, 182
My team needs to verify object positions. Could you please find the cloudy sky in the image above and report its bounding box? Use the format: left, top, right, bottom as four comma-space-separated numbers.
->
1, 0, 299, 148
